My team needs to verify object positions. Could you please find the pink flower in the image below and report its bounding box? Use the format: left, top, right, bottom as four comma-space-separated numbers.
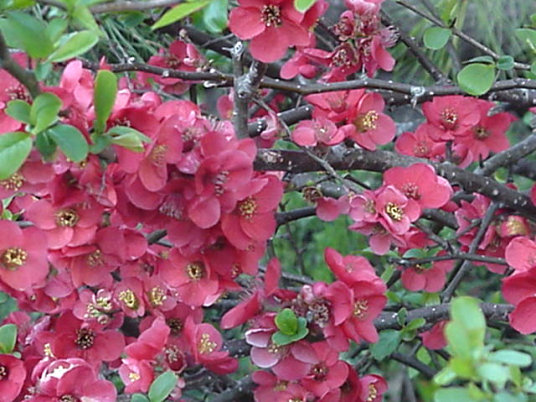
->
395, 123, 446, 159
456, 99, 514, 160
229, 0, 318, 62
374, 185, 421, 235
0, 220, 49, 291
338, 92, 396, 150
400, 256, 453, 293
422, 95, 480, 140
0, 354, 26, 401
502, 267, 536, 334
291, 117, 344, 147
421, 321, 447, 350
505, 236, 536, 273
383, 163, 452, 211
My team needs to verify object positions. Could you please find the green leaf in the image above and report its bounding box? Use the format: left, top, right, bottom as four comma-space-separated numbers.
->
46, 124, 88, 162
89, 133, 112, 154
5, 100, 31, 124
35, 62, 53, 82
45, 18, 68, 43
30, 93, 62, 134
397, 308, 407, 326
446, 297, 485, 358
48, 30, 99, 62
0, 11, 54, 58
201, 0, 228, 33
0, 324, 16, 353
434, 387, 476, 402
72, 5, 101, 32
272, 317, 308, 346
423, 27, 451, 50
450, 356, 476, 379
152, 0, 211, 30
515, 28, 536, 51
496, 55, 514, 71
108, 126, 151, 152
405, 318, 426, 331
477, 362, 510, 387
294, 0, 316, 13
434, 366, 457, 385
370, 330, 401, 361
131, 394, 150, 402
464, 55, 494, 64
148, 371, 178, 402
493, 392, 528, 402
457, 63, 495, 96
531, 61, 536, 75
94, 70, 118, 134
488, 350, 532, 367
275, 308, 298, 335
35, 131, 57, 160
0, 132, 32, 180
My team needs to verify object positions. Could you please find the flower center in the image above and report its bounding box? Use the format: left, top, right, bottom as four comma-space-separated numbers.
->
118, 289, 139, 310
75, 328, 95, 350
0, 172, 24, 191
332, 44, 357, 67
198, 333, 217, 354
6, 84, 31, 102
87, 249, 103, 267
401, 183, 420, 200
150, 144, 168, 166
440, 108, 458, 130
385, 202, 404, 221
129, 372, 140, 381
261, 5, 282, 27
473, 126, 490, 140
213, 171, 229, 195
186, 261, 205, 281
238, 197, 258, 220
311, 363, 328, 381
149, 286, 167, 307
55, 208, 79, 227
1, 247, 27, 270
354, 110, 379, 132
353, 299, 368, 319
307, 299, 331, 328
167, 318, 183, 335
0, 364, 8, 380
413, 141, 429, 157
367, 384, 378, 401
59, 396, 78, 402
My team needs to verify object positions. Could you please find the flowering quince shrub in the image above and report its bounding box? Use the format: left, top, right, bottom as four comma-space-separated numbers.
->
0, 0, 534, 401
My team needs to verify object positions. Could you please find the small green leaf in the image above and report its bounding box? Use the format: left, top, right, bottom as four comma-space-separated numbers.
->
35, 131, 57, 160
45, 18, 68, 43
48, 30, 99, 62
89, 133, 112, 154
457, 63, 496, 95
497, 55, 514, 71
532, 61, 536, 75
0, 11, 54, 58
0, 132, 32, 180
515, 28, 536, 51
30, 93, 62, 134
35, 62, 53, 82
488, 350, 532, 367
397, 308, 407, 326
94, 70, 118, 134
294, 0, 316, 13
148, 371, 178, 402
201, 0, 228, 33
152, 0, 211, 30
131, 394, 150, 402
46, 124, 88, 162
370, 330, 401, 361
72, 5, 101, 33
0, 323, 17, 353
464, 55, 494, 64
108, 126, 151, 152
5, 100, 31, 124
446, 297, 486, 358
275, 308, 298, 335
477, 362, 510, 387
423, 27, 451, 50
434, 387, 475, 402
272, 317, 308, 346
405, 318, 426, 331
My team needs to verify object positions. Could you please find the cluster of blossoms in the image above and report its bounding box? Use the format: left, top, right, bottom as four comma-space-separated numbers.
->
396, 95, 516, 167
0, 55, 287, 399
229, 0, 396, 78
222, 252, 388, 401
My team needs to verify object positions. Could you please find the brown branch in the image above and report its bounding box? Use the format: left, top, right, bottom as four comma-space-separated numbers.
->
0, 32, 40, 98
254, 148, 536, 218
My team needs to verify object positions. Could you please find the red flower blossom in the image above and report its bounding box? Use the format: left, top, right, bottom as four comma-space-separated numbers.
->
0, 354, 26, 401
395, 123, 446, 159
505, 236, 536, 273
422, 95, 480, 140
291, 118, 344, 147
0, 220, 48, 291
229, 0, 318, 63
